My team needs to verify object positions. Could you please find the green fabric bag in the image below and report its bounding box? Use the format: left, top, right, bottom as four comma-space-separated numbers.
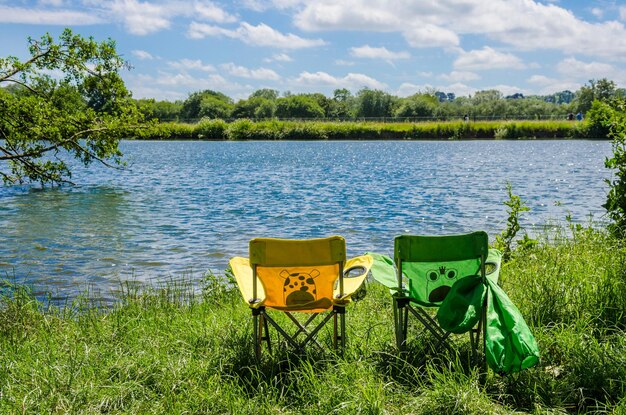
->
436, 275, 540, 374
484, 277, 540, 374
436, 274, 486, 334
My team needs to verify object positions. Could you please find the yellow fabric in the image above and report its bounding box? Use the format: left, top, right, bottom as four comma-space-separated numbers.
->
257, 264, 339, 312
337, 255, 373, 301
249, 236, 346, 267
230, 256, 264, 306
230, 253, 373, 312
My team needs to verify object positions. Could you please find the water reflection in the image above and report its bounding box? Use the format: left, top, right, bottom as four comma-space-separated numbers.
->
3, 187, 131, 298
0, 140, 612, 300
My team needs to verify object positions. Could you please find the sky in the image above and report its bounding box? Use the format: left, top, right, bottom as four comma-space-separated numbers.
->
1, 0, 626, 102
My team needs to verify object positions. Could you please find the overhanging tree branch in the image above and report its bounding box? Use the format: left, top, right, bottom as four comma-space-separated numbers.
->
0, 28, 142, 186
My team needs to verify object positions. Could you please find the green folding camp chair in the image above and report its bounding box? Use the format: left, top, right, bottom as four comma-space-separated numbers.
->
229, 236, 373, 359
371, 231, 501, 366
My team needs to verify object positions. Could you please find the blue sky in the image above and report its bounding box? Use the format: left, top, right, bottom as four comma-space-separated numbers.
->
2, 0, 626, 101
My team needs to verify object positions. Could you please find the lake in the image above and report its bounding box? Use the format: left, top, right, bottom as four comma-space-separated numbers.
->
0, 140, 612, 301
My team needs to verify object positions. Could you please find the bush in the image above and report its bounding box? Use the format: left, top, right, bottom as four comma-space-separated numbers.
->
195, 118, 227, 140
226, 118, 255, 140
586, 100, 617, 139
601, 98, 626, 237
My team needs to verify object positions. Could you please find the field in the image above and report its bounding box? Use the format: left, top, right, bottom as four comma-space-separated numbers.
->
1, 224, 625, 414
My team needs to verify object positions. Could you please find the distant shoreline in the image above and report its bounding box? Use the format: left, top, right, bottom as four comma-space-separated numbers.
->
129, 119, 598, 141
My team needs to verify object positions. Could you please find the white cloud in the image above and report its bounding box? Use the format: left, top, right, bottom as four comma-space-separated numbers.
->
527, 75, 580, 95
591, 7, 603, 19
38, 0, 65, 6
187, 22, 229, 38
527, 75, 554, 86
444, 82, 478, 98
194, 1, 237, 23
264, 53, 293, 62
438, 71, 481, 82
131, 50, 155, 60
403, 24, 459, 48
129, 71, 248, 98
221, 63, 281, 80
167, 59, 216, 72
488, 84, 527, 97
294, 71, 386, 90
335, 59, 355, 66
454, 47, 525, 70
240, 0, 268, 12
397, 81, 477, 98
188, 21, 326, 48
0, 5, 104, 25
246, 0, 304, 10
106, 0, 171, 35
556, 57, 619, 81
396, 82, 432, 97
79, 0, 237, 35
294, 2, 400, 32
290, 0, 626, 58
350, 45, 409, 60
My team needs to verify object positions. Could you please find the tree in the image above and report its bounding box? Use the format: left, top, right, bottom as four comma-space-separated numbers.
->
394, 93, 438, 118
254, 100, 276, 119
0, 29, 142, 185
136, 98, 182, 121
249, 88, 279, 101
575, 78, 617, 113
327, 88, 355, 119
231, 97, 276, 119
198, 95, 232, 119
180, 90, 233, 120
355, 88, 396, 118
275, 95, 325, 119
547, 90, 575, 105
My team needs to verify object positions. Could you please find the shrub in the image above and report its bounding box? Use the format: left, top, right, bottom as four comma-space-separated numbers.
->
225, 118, 255, 140
195, 118, 227, 140
602, 98, 626, 238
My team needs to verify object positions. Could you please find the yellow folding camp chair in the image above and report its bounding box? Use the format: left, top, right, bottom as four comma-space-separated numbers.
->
229, 236, 373, 359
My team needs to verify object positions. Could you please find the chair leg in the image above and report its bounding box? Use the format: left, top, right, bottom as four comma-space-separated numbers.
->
263, 313, 272, 354
252, 308, 262, 360
470, 317, 481, 366
340, 309, 346, 351
394, 297, 410, 352
332, 306, 346, 354
480, 292, 488, 376
333, 310, 338, 350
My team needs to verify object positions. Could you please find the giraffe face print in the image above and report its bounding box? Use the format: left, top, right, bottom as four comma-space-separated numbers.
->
280, 269, 320, 306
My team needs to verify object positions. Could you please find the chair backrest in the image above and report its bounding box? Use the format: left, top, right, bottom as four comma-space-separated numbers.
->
250, 236, 346, 311
394, 232, 488, 307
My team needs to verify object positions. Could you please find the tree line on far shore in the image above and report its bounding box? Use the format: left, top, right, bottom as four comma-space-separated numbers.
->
135, 79, 625, 123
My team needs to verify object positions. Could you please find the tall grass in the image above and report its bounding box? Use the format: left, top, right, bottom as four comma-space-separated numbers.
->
127, 119, 591, 141
1, 226, 626, 414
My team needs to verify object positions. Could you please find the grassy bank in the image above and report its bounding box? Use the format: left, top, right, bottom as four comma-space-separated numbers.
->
1, 226, 626, 414
129, 119, 591, 141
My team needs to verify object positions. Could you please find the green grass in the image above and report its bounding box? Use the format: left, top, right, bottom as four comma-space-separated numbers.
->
1, 226, 626, 414
128, 119, 592, 141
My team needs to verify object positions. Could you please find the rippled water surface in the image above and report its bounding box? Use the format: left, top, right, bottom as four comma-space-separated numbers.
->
0, 140, 612, 300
